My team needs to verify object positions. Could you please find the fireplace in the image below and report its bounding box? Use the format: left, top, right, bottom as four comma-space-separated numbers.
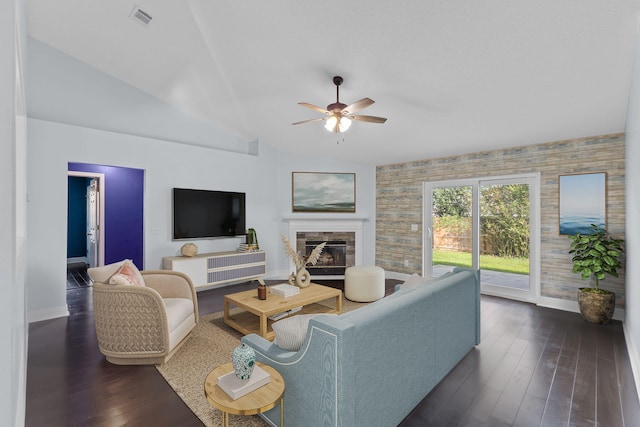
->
296, 231, 356, 277
286, 218, 365, 278
305, 240, 347, 275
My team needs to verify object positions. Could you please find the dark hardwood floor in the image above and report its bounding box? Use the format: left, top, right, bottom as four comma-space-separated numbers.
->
26, 266, 640, 426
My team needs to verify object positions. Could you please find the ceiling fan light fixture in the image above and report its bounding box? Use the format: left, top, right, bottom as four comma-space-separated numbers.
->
295, 75, 386, 134
324, 116, 337, 132
339, 117, 352, 132
324, 116, 351, 133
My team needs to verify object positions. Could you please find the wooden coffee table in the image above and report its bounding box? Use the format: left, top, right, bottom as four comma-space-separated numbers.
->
224, 283, 342, 340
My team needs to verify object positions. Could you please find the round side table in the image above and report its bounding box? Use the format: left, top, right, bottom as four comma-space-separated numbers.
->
204, 362, 285, 427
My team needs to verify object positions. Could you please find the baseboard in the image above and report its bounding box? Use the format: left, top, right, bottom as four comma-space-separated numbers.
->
67, 257, 87, 265
27, 305, 69, 323
15, 322, 26, 427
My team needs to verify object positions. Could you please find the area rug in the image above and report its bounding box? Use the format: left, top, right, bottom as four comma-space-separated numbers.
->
156, 297, 368, 426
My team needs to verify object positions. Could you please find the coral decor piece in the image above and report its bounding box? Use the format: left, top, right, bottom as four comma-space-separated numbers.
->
281, 234, 326, 288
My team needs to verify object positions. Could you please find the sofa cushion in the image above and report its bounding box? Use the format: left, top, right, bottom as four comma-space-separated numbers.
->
109, 260, 145, 286
272, 314, 336, 351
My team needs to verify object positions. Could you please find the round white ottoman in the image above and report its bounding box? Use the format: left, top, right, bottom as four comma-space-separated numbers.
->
344, 266, 385, 302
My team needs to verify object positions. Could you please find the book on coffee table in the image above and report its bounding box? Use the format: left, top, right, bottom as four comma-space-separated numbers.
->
217, 365, 271, 400
269, 283, 300, 297
267, 306, 302, 321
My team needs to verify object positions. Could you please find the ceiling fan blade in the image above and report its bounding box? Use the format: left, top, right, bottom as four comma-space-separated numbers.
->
350, 114, 387, 124
292, 117, 327, 126
298, 102, 330, 114
343, 98, 374, 114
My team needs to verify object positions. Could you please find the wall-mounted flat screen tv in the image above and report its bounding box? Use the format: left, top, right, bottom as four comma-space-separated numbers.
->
173, 188, 246, 240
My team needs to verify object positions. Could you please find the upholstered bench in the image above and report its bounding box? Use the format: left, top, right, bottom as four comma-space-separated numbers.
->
344, 265, 385, 302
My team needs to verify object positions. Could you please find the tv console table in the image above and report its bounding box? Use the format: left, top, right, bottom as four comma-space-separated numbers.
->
162, 250, 266, 290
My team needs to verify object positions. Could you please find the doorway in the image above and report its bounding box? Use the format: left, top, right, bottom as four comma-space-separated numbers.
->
424, 173, 540, 303
68, 162, 145, 268
67, 172, 105, 268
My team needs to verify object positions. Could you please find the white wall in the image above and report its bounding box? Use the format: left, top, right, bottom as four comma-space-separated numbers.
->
26, 42, 376, 322
1, 0, 28, 425
625, 32, 640, 398
27, 37, 251, 155
26, 119, 375, 321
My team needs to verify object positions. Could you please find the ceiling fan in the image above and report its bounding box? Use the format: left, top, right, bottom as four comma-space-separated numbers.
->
292, 76, 387, 133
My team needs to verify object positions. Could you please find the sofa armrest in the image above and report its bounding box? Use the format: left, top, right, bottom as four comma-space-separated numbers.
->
242, 315, 357, 427
242, 334, 299, 361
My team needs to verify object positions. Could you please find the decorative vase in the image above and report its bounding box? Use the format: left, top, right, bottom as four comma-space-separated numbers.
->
246, 228, 259, 250
295, 267, 311, 288
257, 284, 267, 300
231, 343, 255, 380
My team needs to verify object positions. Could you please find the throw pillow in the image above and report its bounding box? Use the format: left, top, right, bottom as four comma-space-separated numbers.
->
109, 260, 145, 286
398, 273, 427, 290
398, 272, 456, 290
272, 314, 336, 351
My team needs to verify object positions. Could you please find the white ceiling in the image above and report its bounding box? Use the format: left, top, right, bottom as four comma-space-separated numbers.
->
26, 0, 640, 165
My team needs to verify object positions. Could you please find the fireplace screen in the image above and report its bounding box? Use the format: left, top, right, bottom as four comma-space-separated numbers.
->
305, 240, 347, 275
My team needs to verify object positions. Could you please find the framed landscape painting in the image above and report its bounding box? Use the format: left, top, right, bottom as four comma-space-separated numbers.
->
292, 172, 356, 213
558, 172, 606, 235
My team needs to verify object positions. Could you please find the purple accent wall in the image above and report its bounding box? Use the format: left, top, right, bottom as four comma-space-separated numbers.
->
68, 163, 144, 269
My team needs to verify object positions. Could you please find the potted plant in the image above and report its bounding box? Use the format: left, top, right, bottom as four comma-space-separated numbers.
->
568, 224, 624, 324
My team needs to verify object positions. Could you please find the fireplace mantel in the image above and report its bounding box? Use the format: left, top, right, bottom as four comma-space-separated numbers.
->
284, 216, 367, 272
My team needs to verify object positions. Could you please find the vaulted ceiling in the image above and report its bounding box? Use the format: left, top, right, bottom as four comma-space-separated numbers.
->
26, 1, 640, 165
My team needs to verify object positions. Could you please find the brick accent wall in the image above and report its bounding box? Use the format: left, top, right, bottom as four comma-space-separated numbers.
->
376, 133, 626, 306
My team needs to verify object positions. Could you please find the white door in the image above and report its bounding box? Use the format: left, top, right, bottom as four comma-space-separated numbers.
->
86, 178, 99, 268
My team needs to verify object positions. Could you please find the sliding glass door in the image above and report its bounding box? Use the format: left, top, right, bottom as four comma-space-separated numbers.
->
424, 174, 539, 302
426, 184, 474, 278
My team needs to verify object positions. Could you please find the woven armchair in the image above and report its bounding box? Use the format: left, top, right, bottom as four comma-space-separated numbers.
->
88, 263, 199, 365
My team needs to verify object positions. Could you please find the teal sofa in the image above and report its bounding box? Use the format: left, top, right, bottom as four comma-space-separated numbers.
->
241, 268, 480, 427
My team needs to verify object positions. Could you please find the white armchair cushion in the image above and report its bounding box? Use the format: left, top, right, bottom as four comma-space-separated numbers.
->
164, 298, 195, 331
164, 298, 196, 349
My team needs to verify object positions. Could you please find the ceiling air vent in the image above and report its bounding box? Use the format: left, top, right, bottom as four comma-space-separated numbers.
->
130, 6, 153, 27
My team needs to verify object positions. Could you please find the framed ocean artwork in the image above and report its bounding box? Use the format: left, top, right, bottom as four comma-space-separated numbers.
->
292, 172, 356, 213
558, 172, 606, 235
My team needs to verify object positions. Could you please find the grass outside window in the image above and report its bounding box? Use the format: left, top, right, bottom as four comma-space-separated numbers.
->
433, 249, 529, 275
